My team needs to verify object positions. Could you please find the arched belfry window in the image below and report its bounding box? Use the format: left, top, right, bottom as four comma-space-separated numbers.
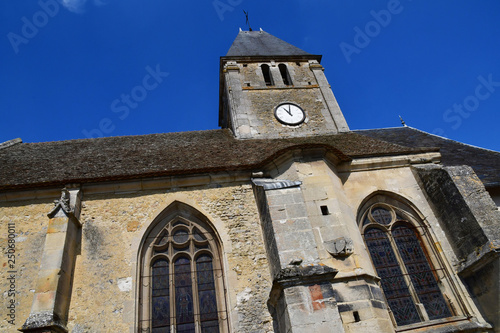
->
261, 64, 274, 86
359, 198, 455, 327
278, 64, 292, 86
138, 203, 228, 333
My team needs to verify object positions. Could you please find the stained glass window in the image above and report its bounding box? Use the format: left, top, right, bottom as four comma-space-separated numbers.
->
365, 228, 420, 326
361, 203, 453, 327
371, 207, 392, 225
140, 211, 227, 333
392, 225, 452, 320
152, 259, 170, 332
197, 254, 220, 333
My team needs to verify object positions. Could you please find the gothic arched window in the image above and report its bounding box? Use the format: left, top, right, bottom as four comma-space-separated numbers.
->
278, 64, 292, 86
261, 64, 274, 86
139, 204, 228, 333
360, 202, 454, 327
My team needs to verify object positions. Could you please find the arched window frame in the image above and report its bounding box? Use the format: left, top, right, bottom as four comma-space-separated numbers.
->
260, 64, 274, 86
138, 204, 229, 333
278, 63, 292, 86
358, 195, 470, 329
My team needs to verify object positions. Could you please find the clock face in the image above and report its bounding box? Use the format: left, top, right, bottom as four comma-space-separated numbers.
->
275, 103, 305, 125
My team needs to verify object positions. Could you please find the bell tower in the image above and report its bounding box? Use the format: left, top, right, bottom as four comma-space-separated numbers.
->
219, 29, 349, 139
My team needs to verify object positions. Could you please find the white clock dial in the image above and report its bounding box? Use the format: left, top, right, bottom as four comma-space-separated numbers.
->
275, 103, 305, 125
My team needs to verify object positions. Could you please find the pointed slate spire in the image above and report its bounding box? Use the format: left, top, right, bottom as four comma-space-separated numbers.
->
226, 30, 316, 58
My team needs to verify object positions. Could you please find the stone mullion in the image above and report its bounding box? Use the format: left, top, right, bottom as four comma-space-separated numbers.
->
168, 239, 175, 333
189, 234, 202, 333
144, 254, 152, 333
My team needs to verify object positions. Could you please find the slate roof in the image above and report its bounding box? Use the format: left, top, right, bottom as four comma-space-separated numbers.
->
225, 30, 319, 60
0, 129, 430, 191
356, 127, 500, 188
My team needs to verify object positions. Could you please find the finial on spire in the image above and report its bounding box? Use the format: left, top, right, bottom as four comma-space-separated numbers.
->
399, 115, 407, 127
243, 10, 252, 31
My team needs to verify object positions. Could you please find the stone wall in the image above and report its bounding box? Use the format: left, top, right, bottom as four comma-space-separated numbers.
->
414, 165, 500, 260
2, 158, 497, 332
0, 200, 52, 332
67, 184, 273, 332
1, 184, 274, 333
223, 60, 346, 139
245, 87, 335, 139
414, 165, 500, 331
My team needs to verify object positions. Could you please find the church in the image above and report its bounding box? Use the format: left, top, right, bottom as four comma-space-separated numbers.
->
1, 30, 499, 333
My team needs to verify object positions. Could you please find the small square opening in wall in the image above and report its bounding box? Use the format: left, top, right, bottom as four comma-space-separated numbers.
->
246, 83, 251, 87
308, 81, 312, 85
243, 64, 248, 67
353, 311, 361, 322
320, 205, 329, 215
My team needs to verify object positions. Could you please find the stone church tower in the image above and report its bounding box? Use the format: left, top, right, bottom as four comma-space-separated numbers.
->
219, 30, 348, 139
1, 30, 499, 333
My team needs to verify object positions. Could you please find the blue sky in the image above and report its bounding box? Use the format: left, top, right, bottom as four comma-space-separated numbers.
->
1, 1, 499, 151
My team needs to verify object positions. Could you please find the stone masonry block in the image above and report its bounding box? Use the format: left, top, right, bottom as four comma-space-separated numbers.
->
269, 206, 287, 220
287, 303, 325, 324
368, 285, 384, 302
268, 194, 294, 207
301, 187, 328, 201
47, 217, 69, 234
277, 230, 316, 252
302, 249, 320, 264
39, 249, 64, 271
273, 217, 311, 234
35, 269, 61, 293
32, 291, 57, 312
279, 250, 306, 267
286, 203, 308, 219
283, 286, 308, 306
292, 193, 304, 204
43, 232, 68, 251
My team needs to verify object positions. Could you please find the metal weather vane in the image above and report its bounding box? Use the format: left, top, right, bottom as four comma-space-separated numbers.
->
243, 10, 252, 31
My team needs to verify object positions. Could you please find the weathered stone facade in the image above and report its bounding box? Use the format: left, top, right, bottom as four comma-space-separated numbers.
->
1, 30, 499, 333
0, 200, 52, 332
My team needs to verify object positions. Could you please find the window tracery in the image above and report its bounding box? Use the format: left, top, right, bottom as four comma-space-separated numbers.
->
139, 209, 227, 333
360, 201, 455, 327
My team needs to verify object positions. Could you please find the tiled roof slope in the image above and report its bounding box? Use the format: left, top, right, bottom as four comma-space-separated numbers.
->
0, 129, 429, 191
225, 30, 316, 58
356, 127, 500, 188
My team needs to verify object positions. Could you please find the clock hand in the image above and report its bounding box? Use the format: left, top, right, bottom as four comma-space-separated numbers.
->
285, 105, 292, 116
